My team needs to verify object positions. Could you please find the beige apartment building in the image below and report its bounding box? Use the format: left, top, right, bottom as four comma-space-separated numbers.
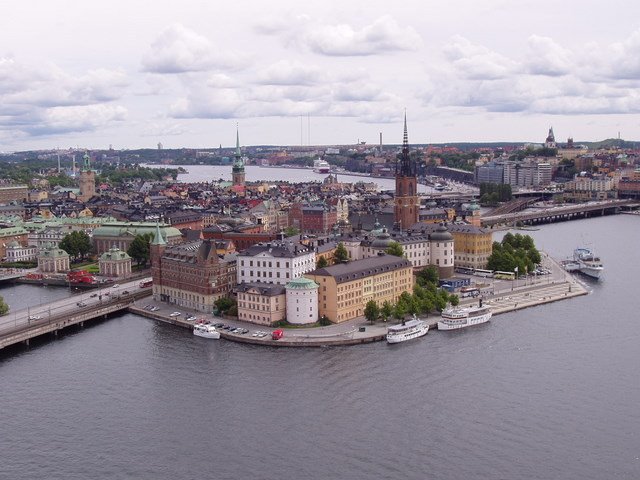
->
306, 255, 413, 324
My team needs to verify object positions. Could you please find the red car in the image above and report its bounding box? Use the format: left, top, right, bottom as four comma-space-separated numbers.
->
271, 329, 284, 340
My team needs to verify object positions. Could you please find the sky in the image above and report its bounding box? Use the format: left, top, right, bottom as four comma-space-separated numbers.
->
2, 0, 640, 151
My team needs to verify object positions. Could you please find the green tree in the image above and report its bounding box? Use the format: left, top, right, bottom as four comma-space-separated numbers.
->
416, 265, 439, 286
284, 226, 299, 237
449, 294, 460, 307
381, 301, 393, 322
59, 231, 92, 261
334, 242, 349, 263
127, 233, 154, 266
385, 241, 404, 257
214, 297, 236, 313
364, 300, 380, 324
0, 295, 9, 315
316, 256, 329, 269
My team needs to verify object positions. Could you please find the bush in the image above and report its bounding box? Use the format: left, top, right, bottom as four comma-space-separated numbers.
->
319, 315, 331, 326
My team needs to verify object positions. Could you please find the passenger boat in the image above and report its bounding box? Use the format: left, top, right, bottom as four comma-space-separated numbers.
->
313, 159, 331, 173
386, 315, 429, 344
573, 247, 604, 279
438, 303, 492, 331
193, 323, 220, 339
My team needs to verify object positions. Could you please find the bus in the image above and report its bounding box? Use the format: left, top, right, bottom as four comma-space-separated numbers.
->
459, 287, 480, 298
473, 268, 494, 278
455, 266, 475, 275
139, 279, 153, 288
494, 271, 516, 280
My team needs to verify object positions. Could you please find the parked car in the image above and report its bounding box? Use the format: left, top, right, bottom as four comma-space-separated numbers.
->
28, 315, 41, 320
186, 315, 197, 321
150, 306, 159, 312
90, 293, 98, 298
112, 284, 120, 288
77, 301, 87, 307
169, 312, 181, 317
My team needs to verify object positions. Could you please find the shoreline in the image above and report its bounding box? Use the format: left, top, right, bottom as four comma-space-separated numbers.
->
129, 255, 588, 347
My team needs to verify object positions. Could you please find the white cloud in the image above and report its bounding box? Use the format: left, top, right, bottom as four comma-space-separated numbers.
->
524, 35, 573, 76
256, 60, 323, 86
22, 104, 127, 136
443, 36, 518, 80
142, 24, 247, 74
305, 16, 422, 56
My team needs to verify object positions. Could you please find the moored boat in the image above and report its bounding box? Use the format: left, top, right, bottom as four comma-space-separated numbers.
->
193, 323, 220, 339
573, 247, 603, 279
438, 303, 492, 331
387, 315, 429, 344
313, 159, 331, 173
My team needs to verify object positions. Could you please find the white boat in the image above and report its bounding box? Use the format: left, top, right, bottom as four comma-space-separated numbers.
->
313, 159, 331, 173
387, 315, 429, 344
193, 323, 220, 339
573, 247, 603, 279
438, 303, 492, 330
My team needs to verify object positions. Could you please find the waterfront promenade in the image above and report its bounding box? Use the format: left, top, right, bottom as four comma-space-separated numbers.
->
132, 253, 587, 347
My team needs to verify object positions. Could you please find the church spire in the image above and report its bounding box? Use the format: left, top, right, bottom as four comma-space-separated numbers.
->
235, 124, 241, 159
398, 110, 414, 177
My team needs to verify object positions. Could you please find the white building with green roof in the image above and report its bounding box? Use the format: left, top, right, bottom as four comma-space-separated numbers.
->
92, 222, 182, 254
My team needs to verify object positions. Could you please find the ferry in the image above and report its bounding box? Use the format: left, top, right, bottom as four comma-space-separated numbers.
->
438, 302, 492, 331
386, 315, 429, 344
573, 247, 604, 279
193, 323, 220, 339
313, 159, 331, 174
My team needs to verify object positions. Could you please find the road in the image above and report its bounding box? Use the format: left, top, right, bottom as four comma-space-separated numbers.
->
0, 277, 152, 335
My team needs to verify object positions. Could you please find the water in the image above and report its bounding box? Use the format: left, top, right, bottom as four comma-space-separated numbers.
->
147, 164, 444, 194
1, 215, 639, 480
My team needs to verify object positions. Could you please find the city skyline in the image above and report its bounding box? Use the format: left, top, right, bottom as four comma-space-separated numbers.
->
2, 0, 640, 151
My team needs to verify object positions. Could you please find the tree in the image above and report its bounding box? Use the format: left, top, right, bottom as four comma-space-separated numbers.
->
214, 297, 235, 313
416, 265, 439, 286
381, 301, 393, 322
364, 300, 380, 324
0, 295, 8, 315
284, 226, 299, 237
334, 242, 349, 263
59, 231, 92, 261
385, 241, 404, 258
316, 256, 328, 269
127, 233, 154, 266
449, 295, 460, 307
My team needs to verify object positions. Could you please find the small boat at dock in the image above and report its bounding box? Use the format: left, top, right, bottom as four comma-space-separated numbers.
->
386, 315, 429, 344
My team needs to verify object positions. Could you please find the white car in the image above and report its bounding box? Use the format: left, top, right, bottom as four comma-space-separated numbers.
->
150, 306, 159, 312
169, 312, 181, 317
186, 315, 197, 321
112, 284, 120, 288
28, 315, 41, 320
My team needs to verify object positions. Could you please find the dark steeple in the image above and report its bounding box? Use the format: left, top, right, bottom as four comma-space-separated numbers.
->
397, 111, 415, 177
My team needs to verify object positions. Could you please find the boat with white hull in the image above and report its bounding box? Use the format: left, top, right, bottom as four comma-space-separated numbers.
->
193, 323, 220, 339
573, 247, 603, 279
313, 159, 331, 173
438, 303, 492, 331
387, 316, 429, 344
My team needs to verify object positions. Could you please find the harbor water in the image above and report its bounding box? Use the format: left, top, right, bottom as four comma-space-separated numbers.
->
1, 214, 639, 479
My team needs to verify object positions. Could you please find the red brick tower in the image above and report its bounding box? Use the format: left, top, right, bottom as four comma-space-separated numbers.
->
394, 114, 419, 230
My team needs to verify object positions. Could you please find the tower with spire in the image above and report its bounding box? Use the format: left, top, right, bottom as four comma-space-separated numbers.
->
150, 222, 167, 301
78, 151, 97, 202
394, 113, 420, 230
545, 126, 557, 149
231, 126, 246, 192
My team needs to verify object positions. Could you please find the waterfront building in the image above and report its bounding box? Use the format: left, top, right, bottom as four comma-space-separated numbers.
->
618, 169, 640, 199
563, 174, 616, 201
236, 282, 286, 325
285, 277, 319, 325
78, 153, 97, 203
394, 114, 420, 230
99, 246, 132, 278
0, 226, 29, 261
306, 254, 413, 324
92, 222, 182, 254
447, 223, 493, 269
3, 240, 37, 263
236, 240, 316, 286
37, 243, 70, 273
150, 225, 236, 313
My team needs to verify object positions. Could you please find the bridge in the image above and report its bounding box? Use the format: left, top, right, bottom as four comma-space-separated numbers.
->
481, 199, 636, 227
0, 279, 152, 350
0, 269, 28, 285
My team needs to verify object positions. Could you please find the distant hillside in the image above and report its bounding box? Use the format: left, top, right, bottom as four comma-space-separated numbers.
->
577, 138, 639, 150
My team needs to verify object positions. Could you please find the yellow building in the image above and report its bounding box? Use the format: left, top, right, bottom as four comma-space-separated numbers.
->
448, 224, 493, 269
306, 255, 414, 324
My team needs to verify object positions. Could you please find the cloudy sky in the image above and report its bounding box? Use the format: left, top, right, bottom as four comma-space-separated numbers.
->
2, 0, 640, 151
